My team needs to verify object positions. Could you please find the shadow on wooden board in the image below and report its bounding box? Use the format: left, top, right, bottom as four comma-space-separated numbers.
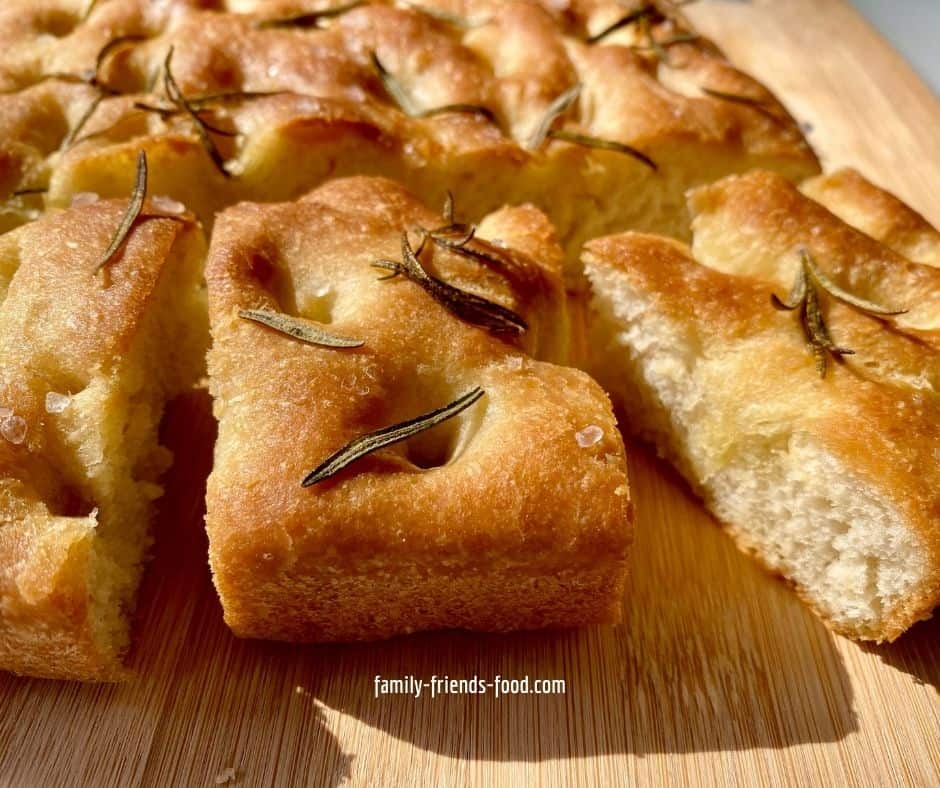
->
9, 389, 929, 786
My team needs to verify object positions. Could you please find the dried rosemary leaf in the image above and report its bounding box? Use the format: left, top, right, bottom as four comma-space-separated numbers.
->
700, 86, 786, 125
95, 150, 148, 274
547, 129, 657, 170
302, 387, 485, 486
417, 103, 498, 123
372, 232, 527, 335
371, 51, 418, 116
11, 188, 47, 197
800, 248, 907, 316
527, 83, 581, 150
62, 92, 105, 148
586, 4, 658, 44
94, 35, 147, 91
256, 0, 364, 29
771, 247, 905, 377
370, 52, 495, 124
163, 47, 231, 177
238, 308, 364, 348
187, 90, 288, 109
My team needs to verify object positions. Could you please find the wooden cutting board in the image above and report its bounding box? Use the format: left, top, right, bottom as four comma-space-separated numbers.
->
1, 0, 938, 785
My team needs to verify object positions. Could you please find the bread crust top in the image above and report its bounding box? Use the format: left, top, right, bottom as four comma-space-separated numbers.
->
0, 0, 815, 205
205, 175, 631, 582
584, 231, 940, 639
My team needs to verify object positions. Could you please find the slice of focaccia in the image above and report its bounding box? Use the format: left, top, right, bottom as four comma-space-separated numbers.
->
585, 173, 940, 642
0, 162, 207, 679
205, 176, 631, 642
0, 0, 817, 282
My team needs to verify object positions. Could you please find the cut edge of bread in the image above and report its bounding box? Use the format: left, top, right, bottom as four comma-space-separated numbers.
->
584, 244, 936, 642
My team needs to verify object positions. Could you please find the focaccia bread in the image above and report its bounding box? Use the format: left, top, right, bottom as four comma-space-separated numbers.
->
802, 168, 940, 269
0, 181, 207, 679
0, 0, 817, 282
205, 176, 631, 642
585, 174, 940, 641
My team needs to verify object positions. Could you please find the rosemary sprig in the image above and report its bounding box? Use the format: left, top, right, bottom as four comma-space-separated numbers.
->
95, 150, 148, 274
370, 52, 495, 122
587, 4, 660, 44
302, 387, 485, 486
771, 247, 906, 376
410, 193, 517, 276
255, 0, 364, 28
547, 129, 657, 170
372, 232, 527, 335
162, 47, 231, 177
238, 308, 363, 348
527, 83, 581, 150
527, 84, 657, 167
700, 86, 784, 125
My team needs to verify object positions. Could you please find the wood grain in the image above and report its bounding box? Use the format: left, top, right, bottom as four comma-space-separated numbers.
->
1, 0, 938, 785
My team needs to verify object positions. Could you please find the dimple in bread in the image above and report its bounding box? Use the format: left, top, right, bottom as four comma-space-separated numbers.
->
0, 186, 207, 679
0, 0, 817, 283
204, 176, 631, 642
585, 172, 940, 641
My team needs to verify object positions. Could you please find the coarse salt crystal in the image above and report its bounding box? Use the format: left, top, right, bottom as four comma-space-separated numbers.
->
575, 425, 603, 448
151, 194, 186, 214
45, 391, 71, 413
70, 192, 99, 207
0, 407, 10, 419
1, 413, 27, 445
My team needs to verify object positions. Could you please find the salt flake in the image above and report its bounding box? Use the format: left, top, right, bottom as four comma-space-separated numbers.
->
45, 391, 71, 413
1, 414, 27, 444
575, 425, 603, 448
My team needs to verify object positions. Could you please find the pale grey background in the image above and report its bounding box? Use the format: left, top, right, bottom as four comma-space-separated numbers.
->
850, 0, 939, 95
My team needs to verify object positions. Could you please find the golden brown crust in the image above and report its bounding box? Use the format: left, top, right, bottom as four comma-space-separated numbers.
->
585, 232, 940, 641
802, 168, 940, 269
205, 176, 632, 641
689, 170, 940, 332
0, 0, 817, 273
0, 197, 206, 680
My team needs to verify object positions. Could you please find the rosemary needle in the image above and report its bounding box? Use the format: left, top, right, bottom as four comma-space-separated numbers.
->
163, 47, 231, 177
255, 0, 364, 28
238, 308, 363, 348
527, 83, 581, 150
302, 387, 485, 486
95, 150, 148, 274
772, 247, 906, 377
372, 232, 527, 335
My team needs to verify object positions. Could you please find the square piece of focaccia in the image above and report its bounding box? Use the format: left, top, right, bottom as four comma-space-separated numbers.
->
0, 0, 817, 283
0, 168, 207, 679
204, 176, 632, 642
585, 171, 940, 642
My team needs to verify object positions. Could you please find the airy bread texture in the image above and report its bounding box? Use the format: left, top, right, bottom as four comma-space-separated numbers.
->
585, 176, 940, 642
0, 0, 817, 283
0, 196, 207, 679
205, 176, 631, 642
